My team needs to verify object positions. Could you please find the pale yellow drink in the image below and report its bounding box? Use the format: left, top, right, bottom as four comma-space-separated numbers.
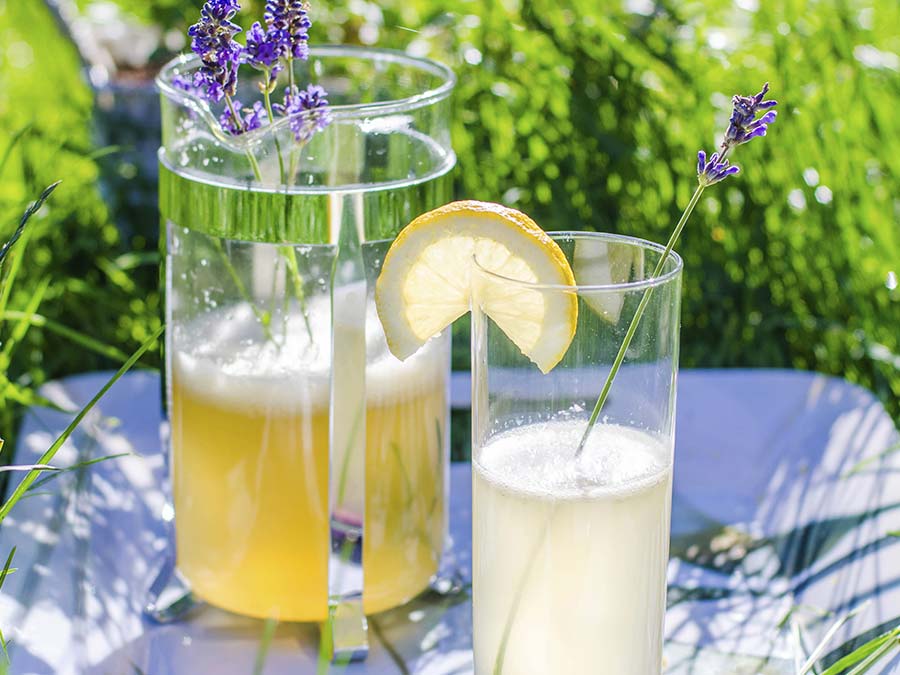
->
473, 420, 672, 675
169, 299, 448, 621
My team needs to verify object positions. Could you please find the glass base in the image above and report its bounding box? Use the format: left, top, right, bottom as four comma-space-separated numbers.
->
144, 554, 200, 624
324, 596, 369, 663
143, 551, 468, 665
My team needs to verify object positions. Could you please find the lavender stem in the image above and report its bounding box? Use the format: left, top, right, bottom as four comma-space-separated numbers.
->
574, 181, 706, 457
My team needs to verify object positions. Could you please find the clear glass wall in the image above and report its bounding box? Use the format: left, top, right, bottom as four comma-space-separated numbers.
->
157, 46, 455, 622
471, 232, 682, 674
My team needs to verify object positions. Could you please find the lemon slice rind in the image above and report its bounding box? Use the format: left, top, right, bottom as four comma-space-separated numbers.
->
375, 201, 577, 374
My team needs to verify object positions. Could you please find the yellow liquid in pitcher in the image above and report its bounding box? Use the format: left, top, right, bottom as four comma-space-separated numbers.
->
170, 303, 448, 621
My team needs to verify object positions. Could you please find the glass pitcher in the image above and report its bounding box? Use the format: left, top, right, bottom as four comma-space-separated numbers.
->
151, 46, 455, 657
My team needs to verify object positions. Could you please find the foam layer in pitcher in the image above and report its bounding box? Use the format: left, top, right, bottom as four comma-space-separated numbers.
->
172, 284, 447, 414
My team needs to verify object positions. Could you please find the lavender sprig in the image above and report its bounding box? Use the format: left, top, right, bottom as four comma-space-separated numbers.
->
278, 84, 331, 143
574, 83, 778, 455
489, 83, 780, 675
182, 0, 329, 345
187, 0, 243, 104
264, 0, 312, 62
185, 0, 329, 154
697, 150, 739, 186
219, 99, 268, 135
723, 82, 778, 150
244, 21, 284, 91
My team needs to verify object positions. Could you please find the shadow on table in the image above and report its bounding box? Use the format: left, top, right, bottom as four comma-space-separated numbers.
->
3, 370, 900, 674
664, 371, 900, 673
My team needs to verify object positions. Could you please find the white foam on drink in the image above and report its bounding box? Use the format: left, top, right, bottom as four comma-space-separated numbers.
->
173, 285, 446, 414
475, 420, 670, 500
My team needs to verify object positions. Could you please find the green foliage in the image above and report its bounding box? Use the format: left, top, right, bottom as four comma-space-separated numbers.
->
0, 325, 164, 521
2, 0, 899, 433
305, 0, 900, 420
0, 1, 162, 453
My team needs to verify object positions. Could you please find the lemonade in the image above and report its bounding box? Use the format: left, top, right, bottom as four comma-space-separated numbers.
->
371, 203, 678, 674
169, 294, 448, 621
473, 420, 672, 675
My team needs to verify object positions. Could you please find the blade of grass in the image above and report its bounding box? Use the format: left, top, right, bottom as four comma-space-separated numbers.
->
0, 323, 163, 522
317, 535, 364, 673
493, 514, 554, 674
14, 491, 54, 501
844, 442, 900, 477
819, 626, 900, 675
0, 181, 60, 270
1, 311, 131, 363
252, 618, 278, 675
0, 544, 17, 666
798, 604, 870, 674
845, 632, 900, 674
113, 252, 159, 270
0, 276, 51, 367
0, 464, 59, 473
0, 548, 15, 591
0, 225, 31, 332
280, 245, 313, 341
96, 256, 136, 294
87, 145, 129, 161
335, 403, 364, 506
793, 619, 809, 674
211, 239, 274, 342
26, 453, 130, 491
0, 124, 30, 177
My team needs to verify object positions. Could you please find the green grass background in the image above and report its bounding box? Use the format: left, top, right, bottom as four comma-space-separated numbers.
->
0, 0, 898, 458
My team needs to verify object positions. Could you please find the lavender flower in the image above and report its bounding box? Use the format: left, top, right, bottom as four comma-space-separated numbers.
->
577, 82, 779, 461
264, 0, 312, 61
182, 0, 329, 177
697, 150, 740, 186
722, 82, 778, 150
172, 74, 200, 94
219, 100, 268, 135
243, 21, 285, 92
694, 83, 779, 186
244, 21, 283, 69
277, 84, 331, 142
188, 0, 243, 103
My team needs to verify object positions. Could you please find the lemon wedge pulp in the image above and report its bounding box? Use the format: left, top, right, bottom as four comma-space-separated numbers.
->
375, 200, 577, 374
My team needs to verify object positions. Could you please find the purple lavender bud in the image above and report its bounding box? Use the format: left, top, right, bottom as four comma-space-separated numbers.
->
697, 149, 740, 186
745, 110, 777, 138
244, 21, 284, 69
219, 99, 269, 135
279, 83, 331, 143
265, 0, 312, 61
244, 101, 268, 131
188, 0, 244, 102
722, 82, 778, 150
172, 74, 199, 94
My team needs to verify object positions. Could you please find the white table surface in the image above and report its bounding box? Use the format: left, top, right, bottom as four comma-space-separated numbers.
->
1, 369, 899, 674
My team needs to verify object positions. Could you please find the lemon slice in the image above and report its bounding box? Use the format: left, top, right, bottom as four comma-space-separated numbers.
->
375, 200, 577, 373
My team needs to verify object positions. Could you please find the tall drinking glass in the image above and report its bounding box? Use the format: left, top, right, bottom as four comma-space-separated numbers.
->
471, 232, 682, 674
153, 46, 455, 648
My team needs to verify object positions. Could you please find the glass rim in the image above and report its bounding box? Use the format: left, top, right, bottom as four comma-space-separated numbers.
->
473, 231, 684, 292
156, 45, 456, 119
